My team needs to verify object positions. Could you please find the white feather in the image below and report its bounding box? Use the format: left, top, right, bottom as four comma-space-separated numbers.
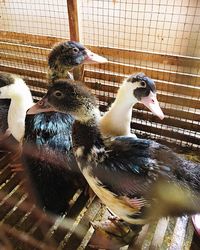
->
100, 79, 140, 137
0, 77, 34, 142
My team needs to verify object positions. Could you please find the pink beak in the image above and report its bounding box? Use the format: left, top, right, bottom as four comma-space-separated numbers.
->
27, 98, 56, 115
83, 49, 108, 64
140, 91, 164, 120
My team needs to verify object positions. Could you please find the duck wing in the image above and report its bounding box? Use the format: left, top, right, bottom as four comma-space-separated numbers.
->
90, 137, 200, 220
105, 136, 200, 191
93, 137, 171, 197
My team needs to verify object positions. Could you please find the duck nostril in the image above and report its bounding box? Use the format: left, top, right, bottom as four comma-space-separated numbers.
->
152, 99, 155, 104
38, 100, 44, 106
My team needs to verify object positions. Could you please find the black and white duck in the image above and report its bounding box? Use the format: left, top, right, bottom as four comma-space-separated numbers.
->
100, 72, 164, 137
21, 41, 107, 215
0, 73, 33, 142
29, 79, 200, 245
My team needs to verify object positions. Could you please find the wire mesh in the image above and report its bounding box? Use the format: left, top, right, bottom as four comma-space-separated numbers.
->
0, 0, 70, 93
79, 0, 200, 148
0, 1, 200, 247
1, 0, 69, 37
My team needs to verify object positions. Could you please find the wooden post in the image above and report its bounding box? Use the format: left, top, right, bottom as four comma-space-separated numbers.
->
67, 0, 84, 81
67, 0, 79, 41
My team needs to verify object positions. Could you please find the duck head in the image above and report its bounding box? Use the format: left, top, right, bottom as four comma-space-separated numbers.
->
0, 73, 30, 99
48, 41, 107, 80
28, 79, 99, 122
0, 73, 15, 97
122, 73, 164, 120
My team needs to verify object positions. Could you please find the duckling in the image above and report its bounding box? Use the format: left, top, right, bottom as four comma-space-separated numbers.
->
30, 79, 200, 244
100, 73, 164, 137
21, 41, 107, 215
0, 73, 34, 142
48, 40, 107, 81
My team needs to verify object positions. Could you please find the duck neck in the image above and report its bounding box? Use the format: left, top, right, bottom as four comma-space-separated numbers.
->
100, 85, 137, 136
8, 84, 34, 141
72, 107, 104, 159
8, 84, 33, 121
47, 66, 74, 81
111, 85, 137, 114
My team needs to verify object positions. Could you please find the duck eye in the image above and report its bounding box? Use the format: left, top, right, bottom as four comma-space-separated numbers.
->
140, 81, 146, 87
72, 47, 79, 53
54, 90, 63, 98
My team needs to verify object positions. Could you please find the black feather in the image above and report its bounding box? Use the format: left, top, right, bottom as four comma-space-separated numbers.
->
22, 112, 86, 215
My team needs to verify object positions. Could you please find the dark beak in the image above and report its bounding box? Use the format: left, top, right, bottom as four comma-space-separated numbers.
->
27, 97, 56, 115
83, 49, 108, 64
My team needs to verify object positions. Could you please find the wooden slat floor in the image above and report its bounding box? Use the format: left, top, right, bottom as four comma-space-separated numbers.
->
0, 140, 199, 250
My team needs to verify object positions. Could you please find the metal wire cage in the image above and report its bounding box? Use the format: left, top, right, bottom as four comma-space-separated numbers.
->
0, 0, 200, 249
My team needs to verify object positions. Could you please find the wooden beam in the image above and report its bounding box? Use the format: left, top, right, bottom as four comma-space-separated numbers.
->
0, 52, 47, 68
0, 41, 49, 56
88, 45, 200, 68
0, 31, 66, 48
131, 122, 200, 145
67, 0, 79, 41
85, 79, 200, 98
0, 31, 199, 69
90, 63, 200, 86
131, 110, 200, 132
0, 65, 46, 79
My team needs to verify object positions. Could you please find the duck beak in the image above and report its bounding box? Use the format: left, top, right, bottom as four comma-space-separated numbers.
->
140, 92, 164, 120
27, 97, 56, 115
83, 49, 108, 64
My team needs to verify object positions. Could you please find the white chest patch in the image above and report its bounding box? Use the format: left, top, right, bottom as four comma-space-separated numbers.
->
75, 146, 84, 158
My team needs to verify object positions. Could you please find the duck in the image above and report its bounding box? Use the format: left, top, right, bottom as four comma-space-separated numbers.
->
20, 41, 108, 215
99, 72, 164, 137
25, 70, 164, 215
0, 73, 34, 142
47, 40, 107, 81
29, 79, 200, 246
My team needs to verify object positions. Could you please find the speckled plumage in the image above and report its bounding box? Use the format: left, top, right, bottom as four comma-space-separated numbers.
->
74, 125, 200, 224
22, 41, 106, 215
35, 79, 200, 224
